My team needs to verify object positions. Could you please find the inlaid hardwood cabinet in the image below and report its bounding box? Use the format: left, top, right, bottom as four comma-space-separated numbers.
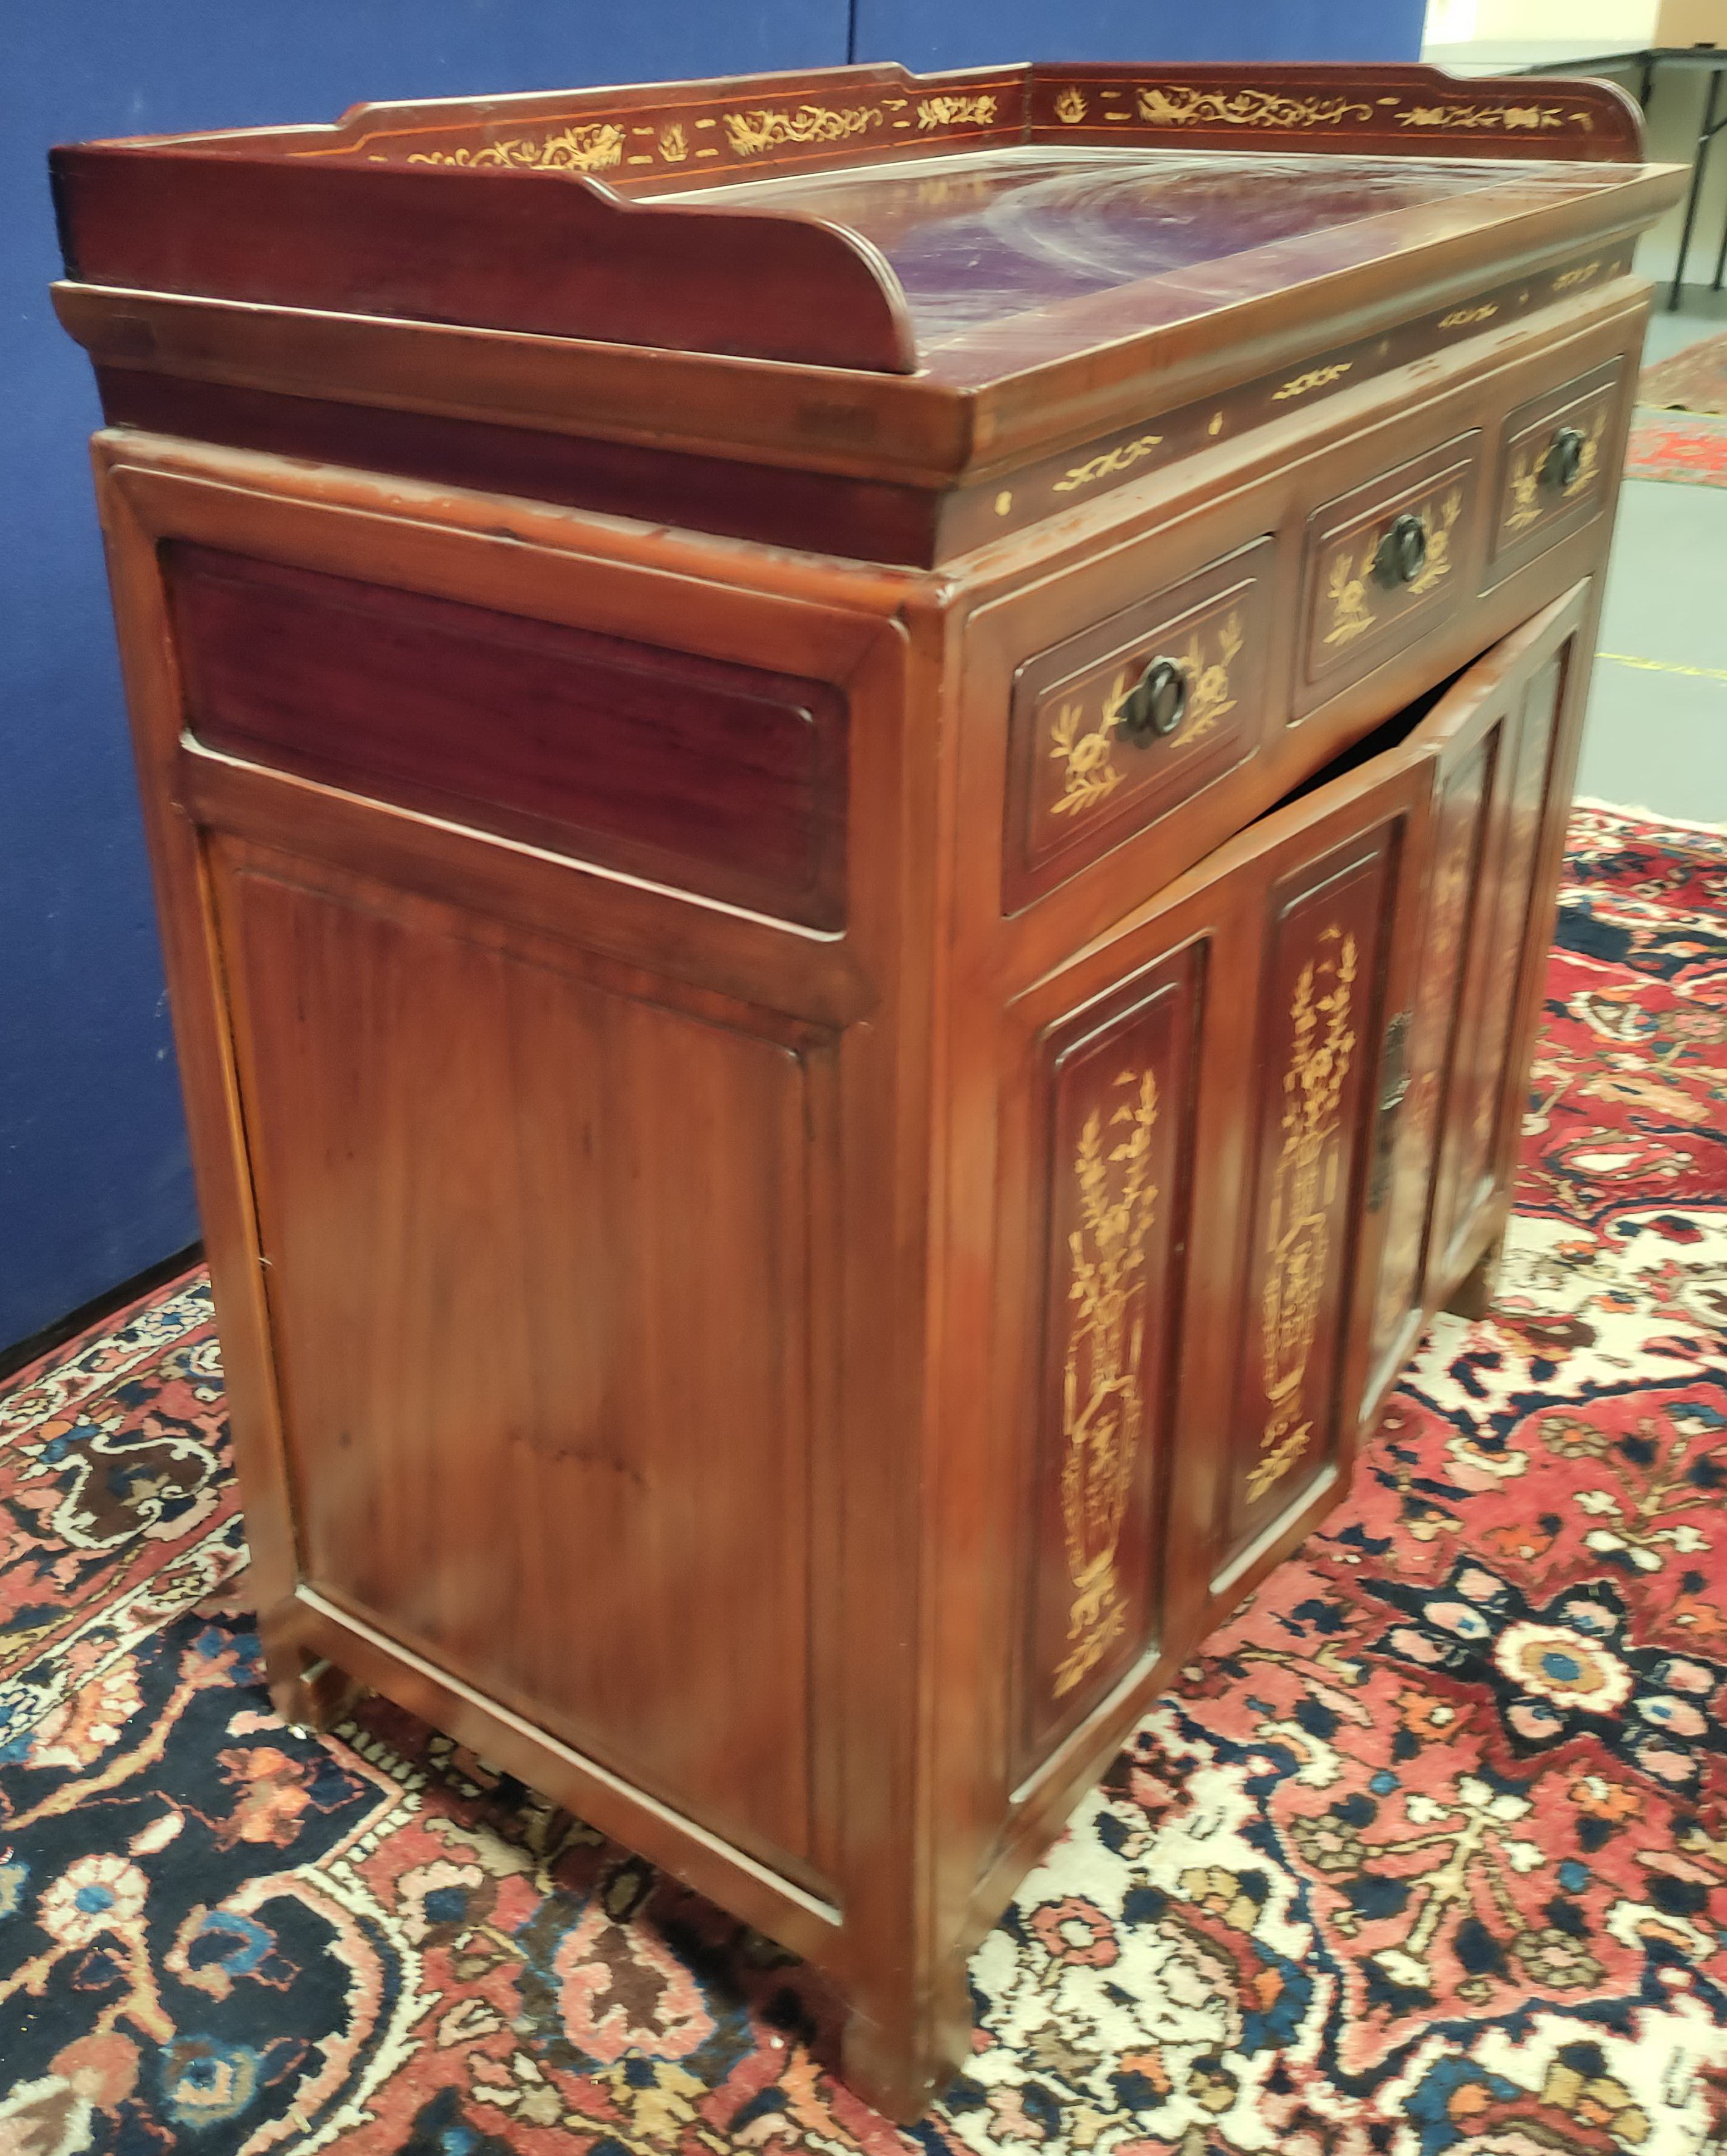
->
976, 587, 1589, 1922
55, 58, 1675, 2118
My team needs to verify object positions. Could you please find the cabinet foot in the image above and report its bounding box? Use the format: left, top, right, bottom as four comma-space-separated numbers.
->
1443, 1230, 1504, 1321
268, 1650, 360, 1736
839, 1966, 970, 2124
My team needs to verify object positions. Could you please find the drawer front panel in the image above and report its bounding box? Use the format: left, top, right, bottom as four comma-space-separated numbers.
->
1488, 361, 1621, 586
1298, 434, 1482, 708
1006, 538, 1275, 908
166, 542, 848, 929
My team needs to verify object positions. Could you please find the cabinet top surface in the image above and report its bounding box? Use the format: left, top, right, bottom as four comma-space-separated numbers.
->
51, 59, 1687, 560
52, 60, 1676, 389
658, 143, 1636, 378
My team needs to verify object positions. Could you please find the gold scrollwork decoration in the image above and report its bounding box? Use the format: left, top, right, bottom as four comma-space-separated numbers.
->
722, 103, 884, 156
1505, 420, 1603, 535
1047, 609, 1244, 821
1248, 928, 1358, 1504
408, 121, 626, 173
1397, 101, 1577, 132
916, 93, 998, 128
1049, 693, 1126, 818
1323, 549, 1377, 649
1439, 303, 1498, 329
1321, 488, 1463, 649
1408, 489, 1463, 596
657, 123, 688, 162
1053, 432, 1164, 496
1136, 84, 1375, 129
1172, 610, 1246, 746
1055, 1064, 1160, 1697
1272, 361, 1352, 403
1054, 85, 1088, 125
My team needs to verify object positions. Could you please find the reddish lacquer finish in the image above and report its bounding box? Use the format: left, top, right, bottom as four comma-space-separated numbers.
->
168, 543, 849, 928
56, 59, 1678, 2122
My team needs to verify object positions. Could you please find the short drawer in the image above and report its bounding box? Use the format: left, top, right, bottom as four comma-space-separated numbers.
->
1487, 361, 1621, 586
1004, 537, 1276, 909
1296, 432, 1482, 713
165, 542, 848, 929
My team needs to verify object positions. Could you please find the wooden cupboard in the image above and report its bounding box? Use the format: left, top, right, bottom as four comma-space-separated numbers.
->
53, 60, 1680, 2118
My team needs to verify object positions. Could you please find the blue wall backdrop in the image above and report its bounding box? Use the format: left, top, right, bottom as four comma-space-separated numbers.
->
853, 0, 1426, 69
1, 0, 1424, 1354
0, 2, 850, 1355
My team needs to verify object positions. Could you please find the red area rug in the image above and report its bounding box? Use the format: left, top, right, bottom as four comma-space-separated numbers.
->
1623, 406, 1727, 491
1639, 330, 1727, 419
2, 804, 1725, 2155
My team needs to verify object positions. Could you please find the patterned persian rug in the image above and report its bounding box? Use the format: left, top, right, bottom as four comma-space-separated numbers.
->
2, 804, 1724, 2156
1623, 407, 1727, 492
1638, 331, 1727, 419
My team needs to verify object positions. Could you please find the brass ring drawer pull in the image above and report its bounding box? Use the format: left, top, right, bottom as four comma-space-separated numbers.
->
1539, 425, 1587, 493
1372, 511, 1429, 589
1115, 655, 1189, 745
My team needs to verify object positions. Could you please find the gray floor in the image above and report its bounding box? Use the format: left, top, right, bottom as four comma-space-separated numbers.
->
1576, 287, 1727, 824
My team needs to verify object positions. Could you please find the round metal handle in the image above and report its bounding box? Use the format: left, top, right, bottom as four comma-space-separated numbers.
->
1539, 425, 1587, 493
1372, 512, 1429, 589
1116, 655, 1189, 745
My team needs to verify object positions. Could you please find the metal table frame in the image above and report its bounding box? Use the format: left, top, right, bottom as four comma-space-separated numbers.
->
1517, 46, 1726, 309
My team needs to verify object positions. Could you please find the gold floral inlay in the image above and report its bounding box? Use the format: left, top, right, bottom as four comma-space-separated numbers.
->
407, 122, 626, 173
1505, 419, 1603, 536
1553, 260, 1603, 292
722, 103, 884, 156
1322, 488, 1463, 649
1249, 928, 1358, 1504
1137, 85, 1373, 129
1439, 303, 1498, 329
1055, 1064, 1159, 1697
1398, 101, 1579, 132
1054, 86, 1088, 125
1053, 432, 1164, 496
1048, 610, 1244, 821
657, 123, 688, 163
917, 93, 998, 128
1272, 361, 1352, 403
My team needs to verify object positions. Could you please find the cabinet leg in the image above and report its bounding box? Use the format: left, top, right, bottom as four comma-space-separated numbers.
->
1443, 1229, 1505, 1322
267, 1647, 359, 1736
838, 1961, 970, 2124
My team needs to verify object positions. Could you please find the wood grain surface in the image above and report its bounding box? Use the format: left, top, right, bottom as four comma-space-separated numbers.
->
60, 60, 1659, 2114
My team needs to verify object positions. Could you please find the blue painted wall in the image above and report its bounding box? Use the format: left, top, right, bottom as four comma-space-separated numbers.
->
854, 0, 1427, 67
0, 3, 851, 1354
2, 0, 1423, 1355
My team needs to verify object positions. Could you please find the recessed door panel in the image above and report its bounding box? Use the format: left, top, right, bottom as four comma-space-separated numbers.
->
1020, 943, 1203, 1763
214, 842, 825, 1881
1219, 832, 1394, 1574
1433, 652, 1566, 1278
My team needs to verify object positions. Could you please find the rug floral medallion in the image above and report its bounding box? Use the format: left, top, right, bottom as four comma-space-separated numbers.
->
1, 806, 1723, 2156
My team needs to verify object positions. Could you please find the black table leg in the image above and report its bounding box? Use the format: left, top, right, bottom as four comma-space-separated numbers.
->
1670, 65, 1725, 309
1715, 184, 1727, 293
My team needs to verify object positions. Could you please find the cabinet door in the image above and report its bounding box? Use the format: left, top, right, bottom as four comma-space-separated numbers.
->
997, 745, 1434, 1787
1361, 583, 1590, 1412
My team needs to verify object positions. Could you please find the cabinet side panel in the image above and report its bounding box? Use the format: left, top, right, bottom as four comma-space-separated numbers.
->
1020, 946, 1202, 1766
214, 849, 820, 1877
1220, 834, 1393, 1572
